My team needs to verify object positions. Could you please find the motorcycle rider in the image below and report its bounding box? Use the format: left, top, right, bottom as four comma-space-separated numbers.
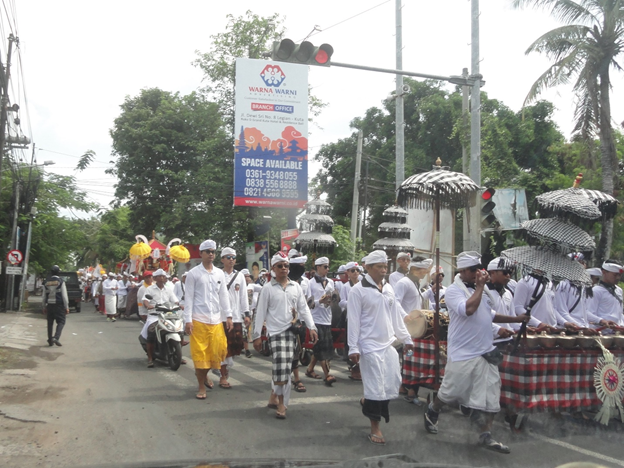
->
43, 265, 70, 346
141, 269, 180, 368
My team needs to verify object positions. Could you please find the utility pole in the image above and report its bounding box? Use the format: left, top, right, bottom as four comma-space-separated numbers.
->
359, 160, 370, 247
395, 0, 405, 191
467, 0, 482, 253
350, 130, 363, 253
7, 181, 20, 310
0, 34, 15, 199
461, 67, 471, 251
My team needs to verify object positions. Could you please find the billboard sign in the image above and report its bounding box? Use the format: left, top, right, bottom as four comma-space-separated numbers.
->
234, 58, 308, 208
245, 241, 269, 283
280, 229, 299, 255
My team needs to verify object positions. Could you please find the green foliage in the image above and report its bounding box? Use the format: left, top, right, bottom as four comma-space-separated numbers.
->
108, 87, 254, 252
76, 149, 96, 172
327, 225, 367, 267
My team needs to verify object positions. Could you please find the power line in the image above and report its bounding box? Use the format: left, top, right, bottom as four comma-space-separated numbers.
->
298, 0, 391, 42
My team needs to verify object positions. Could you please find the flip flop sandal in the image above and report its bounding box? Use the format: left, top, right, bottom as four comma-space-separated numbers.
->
324, 376, 337, 386
196, 393, 207, 400
267, 403, 278, 409
275, 411, 286, 420
204, 380, 214, 390
219, 382, 232, 389
348, 375, 362, 381
367, 434, 385, 446
293, 381, 307, 393
147, 361, 154, 368
305, 370, 322, 379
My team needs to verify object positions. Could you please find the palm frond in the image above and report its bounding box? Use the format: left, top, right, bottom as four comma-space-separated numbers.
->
513, 0, 597, 24
526, 24, 591, 61
523, 51, 585, 104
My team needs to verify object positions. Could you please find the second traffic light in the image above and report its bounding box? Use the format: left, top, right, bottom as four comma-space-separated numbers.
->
271, 39, 333, 66
481, 188, 497, 230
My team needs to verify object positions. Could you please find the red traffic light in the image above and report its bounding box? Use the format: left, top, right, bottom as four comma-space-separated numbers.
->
313, 44, 334, 65
482, 188, 495, 201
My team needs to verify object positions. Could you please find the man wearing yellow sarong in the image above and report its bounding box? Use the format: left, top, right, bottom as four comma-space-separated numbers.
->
183, 239, 233, 400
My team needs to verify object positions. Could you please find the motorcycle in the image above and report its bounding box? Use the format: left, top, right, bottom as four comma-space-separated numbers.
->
138, 295, 184, 370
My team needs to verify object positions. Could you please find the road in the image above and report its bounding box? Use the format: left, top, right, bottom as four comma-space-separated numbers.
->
1, 300, 623, 468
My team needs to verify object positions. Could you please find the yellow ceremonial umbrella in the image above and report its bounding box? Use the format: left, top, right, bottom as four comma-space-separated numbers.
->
129, 234, 151, 260
166, 238, 191, 263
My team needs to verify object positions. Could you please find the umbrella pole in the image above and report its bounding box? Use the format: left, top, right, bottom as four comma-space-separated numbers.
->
434, 191, 441, 389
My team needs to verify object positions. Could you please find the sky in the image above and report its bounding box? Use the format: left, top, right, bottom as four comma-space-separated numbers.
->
6, 0, 624, 218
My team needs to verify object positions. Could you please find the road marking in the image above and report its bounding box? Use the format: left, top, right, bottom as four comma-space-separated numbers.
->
534, 433, 624, 467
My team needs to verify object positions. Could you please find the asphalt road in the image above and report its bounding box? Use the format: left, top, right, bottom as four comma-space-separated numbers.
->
1, 300, 624, 468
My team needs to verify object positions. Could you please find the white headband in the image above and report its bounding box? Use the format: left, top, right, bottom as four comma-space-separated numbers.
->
602, 262, 624, 274
271, 252, 289, 267
410, 258, 433, 270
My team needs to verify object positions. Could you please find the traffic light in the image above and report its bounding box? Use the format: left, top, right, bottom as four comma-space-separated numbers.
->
271, 39, 333, 66
481, 188, 497, 229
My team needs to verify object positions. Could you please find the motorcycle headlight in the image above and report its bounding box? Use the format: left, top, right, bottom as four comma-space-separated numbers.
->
163, 321, 175, 332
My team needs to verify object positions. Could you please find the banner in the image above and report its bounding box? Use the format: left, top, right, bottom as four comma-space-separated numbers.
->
245, 241, 269, 283
281, 229, 299, 255
234, 58, 308, 208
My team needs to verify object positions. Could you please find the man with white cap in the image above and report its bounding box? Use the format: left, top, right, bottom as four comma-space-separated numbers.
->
339, 261, 362, 381
348, 250, 414, 446
253, 252, 318, 419
513, 269, 559, 333
424, 251, 528, 454
484, 258, 517, 347
586, 259, 624, 328
287, 251, 311, 391
184, 239, 233, 400
102, 272, 118, 322
424, 267, 446, 311
389, 252, 411, 288
136, 271, 153, 322
217, 247, 251, 388
116, 273, 129, 318
141, 269, 180, 367
395, 256, 433, 405
305, 256, 336, 384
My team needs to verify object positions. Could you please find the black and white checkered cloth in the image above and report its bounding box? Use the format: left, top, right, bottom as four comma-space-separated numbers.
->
269, 329, 297, 383
521, 218, 596, 252
565, 187, 619, 220
536, 189, 601, 224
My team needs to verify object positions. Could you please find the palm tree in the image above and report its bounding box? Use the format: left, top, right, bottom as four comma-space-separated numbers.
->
513, 0, 623, 262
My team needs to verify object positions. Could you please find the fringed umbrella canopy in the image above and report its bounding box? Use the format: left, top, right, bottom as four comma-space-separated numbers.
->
129, 235, 152, 260
521, 218, 596, 253
304, 198, 332, 215
565, 187, 619, 220
382, 205, 409, 223
535, 190, 601, 224
501, 246, 592, 287
294, 231, 336, 255
378, 222, 411, 239
371, 237, 415, 253
397, 164, 481, 210
299, 213, 334, 231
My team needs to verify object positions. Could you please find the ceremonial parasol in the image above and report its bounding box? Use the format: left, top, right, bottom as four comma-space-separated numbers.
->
520, 218, 596, 253
535, 189, 601, 225
565, 187, 618, 220
397, 158, 481, 387
501, 245, 592, 288
372, 205, 414, 255
129, 235, 151, 260
294, 195, 337, 256
166, 238, 190, 264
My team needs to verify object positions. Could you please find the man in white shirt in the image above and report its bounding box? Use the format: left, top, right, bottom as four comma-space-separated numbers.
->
102, 273, 118, 322
173, 272, 187, 310
587, 260, 624, 328
136, 272, 154, 322
389, 251, 411, 288
306, 257, 336, 384
424, 251, 528, 454
141, 269, 179, 368
348, 250, 414, 446
287, 252, 311, 392
339, 261, 362, 381
395, 257, 433, 405
217, 247, 251, 388
116, 273, 129, 318
184, 240, 233, 400
424, 269, 446, 311
484, 258, 517, 347
253, 252, 318, 419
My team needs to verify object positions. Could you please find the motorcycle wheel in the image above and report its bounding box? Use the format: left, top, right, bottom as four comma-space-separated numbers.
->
300, 350, 312, 366
168, 341, 182, 371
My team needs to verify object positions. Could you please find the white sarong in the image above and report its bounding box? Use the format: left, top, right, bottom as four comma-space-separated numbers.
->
437, 355, 501, 412
104, 295, 117, 315
117, 295, 127, 309
360, 345, 401, 401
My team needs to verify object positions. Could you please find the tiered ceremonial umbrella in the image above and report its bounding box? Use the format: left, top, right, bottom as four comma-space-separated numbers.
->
372, 205, 414, 266
520, 218, 596, 254
294, 196, 337, 256
397, 158, 481, 386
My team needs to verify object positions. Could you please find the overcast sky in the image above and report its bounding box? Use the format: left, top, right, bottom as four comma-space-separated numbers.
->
7, 0, 624, 217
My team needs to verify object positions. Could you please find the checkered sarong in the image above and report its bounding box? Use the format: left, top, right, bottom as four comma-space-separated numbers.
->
269, 329, 297, 384
402, 339, 446, 387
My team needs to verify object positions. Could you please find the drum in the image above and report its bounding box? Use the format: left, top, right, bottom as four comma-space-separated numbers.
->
404, 310, 431, 339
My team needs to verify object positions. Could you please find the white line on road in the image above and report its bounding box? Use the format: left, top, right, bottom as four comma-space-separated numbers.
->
533, 433, 624, 467
248, 394, 357, 409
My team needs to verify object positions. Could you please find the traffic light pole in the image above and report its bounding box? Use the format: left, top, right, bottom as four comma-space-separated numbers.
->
395, 0, 404, 192
469, 0, 483, 254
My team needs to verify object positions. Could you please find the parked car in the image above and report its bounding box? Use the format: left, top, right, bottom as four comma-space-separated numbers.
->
57, 271, 82, 312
